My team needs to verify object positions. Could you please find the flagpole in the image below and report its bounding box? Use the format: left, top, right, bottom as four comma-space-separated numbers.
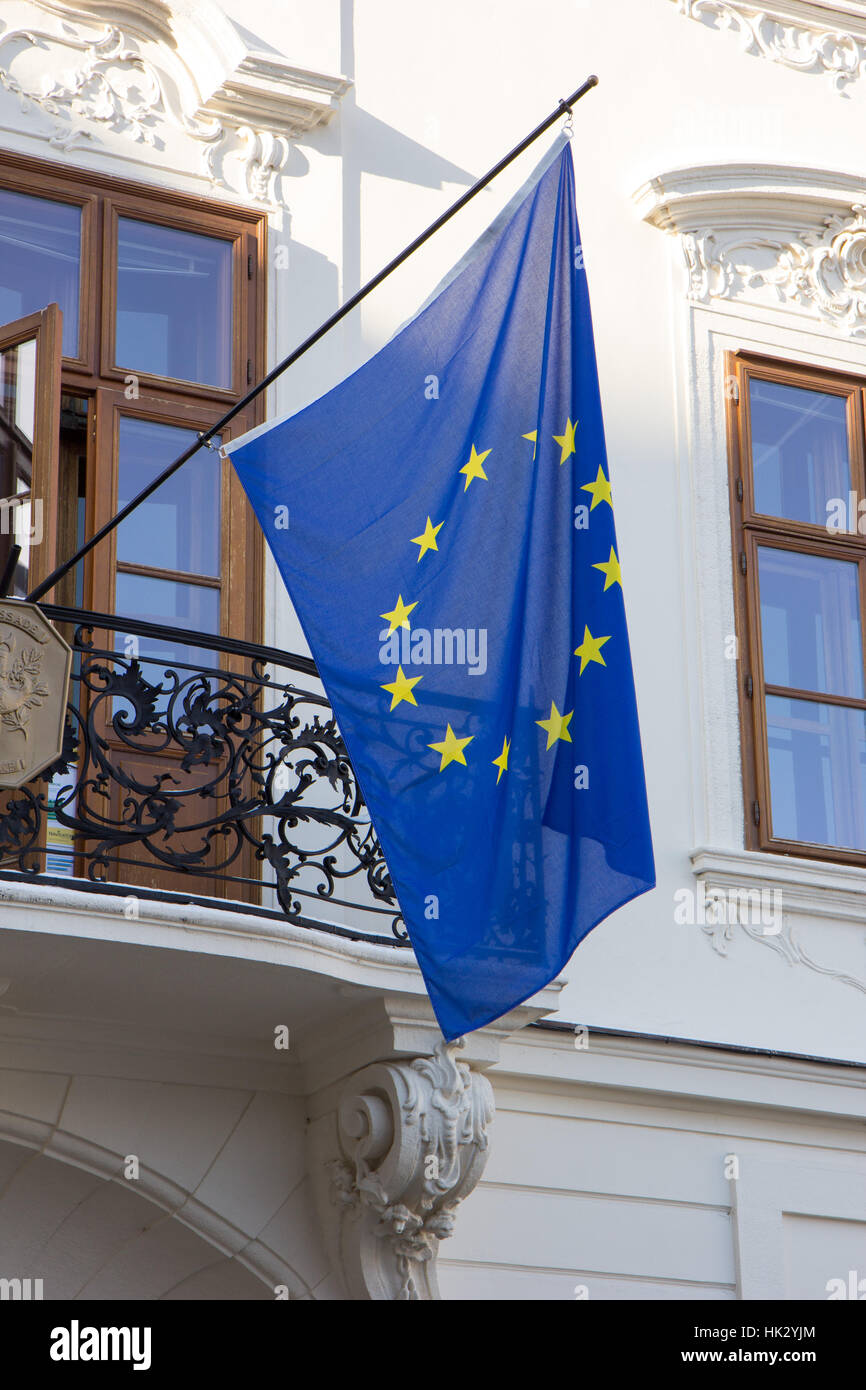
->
25, 75, 599, 605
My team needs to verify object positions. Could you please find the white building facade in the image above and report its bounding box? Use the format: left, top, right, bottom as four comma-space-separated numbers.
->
0, 0, 863, 1301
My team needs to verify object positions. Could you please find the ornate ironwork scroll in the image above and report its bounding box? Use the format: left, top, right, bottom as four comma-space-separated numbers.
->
0, 605, 407, 943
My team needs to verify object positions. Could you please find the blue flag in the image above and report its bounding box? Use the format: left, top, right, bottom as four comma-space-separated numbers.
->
226, 142, 655, 1040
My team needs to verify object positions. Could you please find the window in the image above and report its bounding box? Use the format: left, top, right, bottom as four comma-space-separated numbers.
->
728, 351, 866, 863
0, 188, 81, 355
114, 218, 233, 388
0, 149, 265, 631
0, 149, 267, 892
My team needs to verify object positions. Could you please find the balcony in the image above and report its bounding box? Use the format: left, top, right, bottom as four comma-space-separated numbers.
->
0, 604, 407, 948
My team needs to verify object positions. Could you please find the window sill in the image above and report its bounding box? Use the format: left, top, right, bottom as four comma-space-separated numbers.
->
690, 845, 866, 994
692, 845, 866, 923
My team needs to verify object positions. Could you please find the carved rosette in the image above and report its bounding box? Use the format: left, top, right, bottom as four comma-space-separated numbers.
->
326, 1039, 495, 1300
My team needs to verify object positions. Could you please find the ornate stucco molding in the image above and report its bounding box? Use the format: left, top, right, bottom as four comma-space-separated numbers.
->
672, 0, 866, 91
692, 847, 866, 994
0, 0, 350, 201
322, 1039, 494, 1301
635, 163, 866, 337
682, 208, 866, 336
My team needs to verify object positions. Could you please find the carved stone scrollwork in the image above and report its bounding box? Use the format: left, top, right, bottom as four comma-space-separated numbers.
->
0, 22, 181, 152
760, 207, 866, 335
637, 165, 866, 342
0, 1, 349, 201
326, 1039, 495, 1300
701, 906, 866, 993
673, 1, 866, 92
681, 207, 866, 336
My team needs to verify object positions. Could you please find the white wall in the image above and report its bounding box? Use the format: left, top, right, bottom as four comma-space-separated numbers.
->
440, 1030, 866, 1300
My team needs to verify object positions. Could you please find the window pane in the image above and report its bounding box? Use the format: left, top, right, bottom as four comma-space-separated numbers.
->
767, 695, 866, 850
116, 219, 232, 387
758, 547, 864, 698
750, 379, 849, 526
0, 189, 80, 356
115, 572, 219, 670
115, 417, 220, 576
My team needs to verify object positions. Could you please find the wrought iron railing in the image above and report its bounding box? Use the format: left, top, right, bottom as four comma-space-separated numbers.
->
0, 604, 407, 946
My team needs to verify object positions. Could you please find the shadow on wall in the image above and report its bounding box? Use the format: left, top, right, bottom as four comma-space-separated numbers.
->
274, 108, 476, 377
337, 0, 476, 362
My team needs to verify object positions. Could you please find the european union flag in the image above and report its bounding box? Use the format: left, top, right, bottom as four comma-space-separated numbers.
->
226, 141, 655, 1040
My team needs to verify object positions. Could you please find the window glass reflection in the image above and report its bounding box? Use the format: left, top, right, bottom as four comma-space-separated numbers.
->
115, 572, 219, 667
758, 547, 864, 699
750, 379, 849, 526
0, 189, 80, 355
767, 695, 866, 850
116, 219, 232, 387
115, 417, 220, 577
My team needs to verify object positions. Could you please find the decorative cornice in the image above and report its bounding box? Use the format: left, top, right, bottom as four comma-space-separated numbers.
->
635, 163, 866, 231
503, 1024, 866, 1111
0, 1, 350, 201
323, 1040, 494, 1300
636, 162, 866, 337
672, 0, 866, 91
209, 55, 350, 136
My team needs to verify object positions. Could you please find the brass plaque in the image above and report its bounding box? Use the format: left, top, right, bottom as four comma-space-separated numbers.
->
0, 601, 73, 789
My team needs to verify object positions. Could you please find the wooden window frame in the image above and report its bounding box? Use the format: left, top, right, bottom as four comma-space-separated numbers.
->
727, 348, 866, 867
0, 146, 267, 650
0, 165, 98, 372
0, 304, 62, 595
90, 389, 250, 643
101, 195, 249, 402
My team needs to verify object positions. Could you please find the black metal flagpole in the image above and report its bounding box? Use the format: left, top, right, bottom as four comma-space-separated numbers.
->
25, 75, 598, 605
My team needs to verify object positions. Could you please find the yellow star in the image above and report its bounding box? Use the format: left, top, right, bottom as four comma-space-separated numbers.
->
380, 594, 417, 634
459, 443, 491, 491
553, 417, 578, 465
381, 666, 422, 711
592, 546, 622, 591
522, 429, 537, 460
574, 624, 611, 675
410, 516, 443, 562
536, 701, 573, 751
428, 724, 474, 771
581, 465, 612, 510
492, 735, 510, 784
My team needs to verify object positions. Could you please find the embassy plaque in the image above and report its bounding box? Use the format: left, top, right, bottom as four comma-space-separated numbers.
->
0, 601, 72, 789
